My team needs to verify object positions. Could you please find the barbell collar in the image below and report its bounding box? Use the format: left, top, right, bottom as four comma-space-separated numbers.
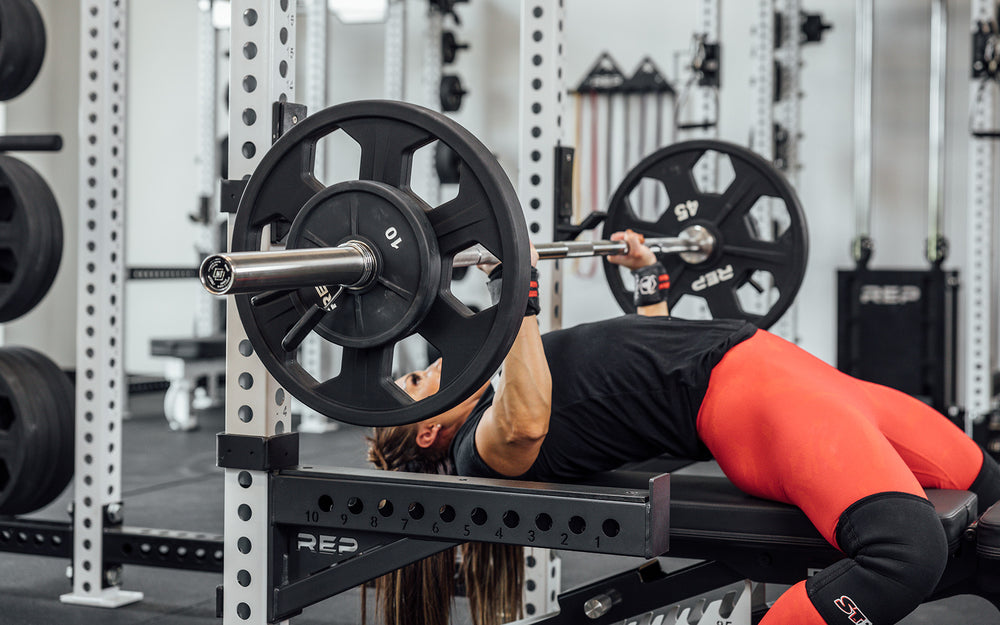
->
199, 243, 376, 296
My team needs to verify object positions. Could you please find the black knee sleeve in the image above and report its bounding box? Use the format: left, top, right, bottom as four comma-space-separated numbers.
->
804, 493, 947, 625
970, 448, 1000, 511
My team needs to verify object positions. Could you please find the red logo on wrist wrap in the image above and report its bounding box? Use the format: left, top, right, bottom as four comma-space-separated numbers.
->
528, 280, 538, 298
658, 274, 670, 291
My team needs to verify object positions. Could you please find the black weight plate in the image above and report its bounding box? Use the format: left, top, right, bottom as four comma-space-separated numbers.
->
601, 140, 808, 330
0, 348, 47, 515
24, 348, 72, 511
4, 157, 60, 319
0, 155, 48, 321
439, 75, 466, 112
11, 347, 72, 512
0, 156, 49, 319
0, 155, 62, 321
43, 352, 74, 506
0, 0, 45, 101
285, 180, 442, 348
15, 157, 62, 313
0, 0, 28, 101
232, 100, 529, 427
10, 0, 45, 101
2, 158, 57, 322
3, 347, 59, 514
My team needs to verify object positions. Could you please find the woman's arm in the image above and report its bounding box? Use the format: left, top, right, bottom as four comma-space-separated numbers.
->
475, 245, 553, 477
475, 315, 552, 476
607, 230, 669, 317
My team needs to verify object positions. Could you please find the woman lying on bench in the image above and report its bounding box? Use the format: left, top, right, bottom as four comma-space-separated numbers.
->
368, 229, 1000, 625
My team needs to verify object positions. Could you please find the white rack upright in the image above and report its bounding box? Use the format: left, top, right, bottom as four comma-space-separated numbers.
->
518, 0, 566, 617
222, 1, 297, 623
966, 0, 998, 432
62, 0, 138, 607
749, 0, 803, 342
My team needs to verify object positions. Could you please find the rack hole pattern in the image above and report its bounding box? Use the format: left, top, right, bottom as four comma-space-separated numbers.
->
73, 0, 128, 600
521, 0, 567, 328
310, 493, 627, 543
226, 1, 298, 622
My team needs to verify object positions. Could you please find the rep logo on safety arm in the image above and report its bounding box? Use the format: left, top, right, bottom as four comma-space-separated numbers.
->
297, 532, 359, 554
858, 284, 921, 305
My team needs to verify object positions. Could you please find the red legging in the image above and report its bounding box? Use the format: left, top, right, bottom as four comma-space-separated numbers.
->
696, 330, 983, 624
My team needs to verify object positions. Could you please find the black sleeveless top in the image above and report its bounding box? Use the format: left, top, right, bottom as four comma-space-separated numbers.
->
450, 315, 756, 481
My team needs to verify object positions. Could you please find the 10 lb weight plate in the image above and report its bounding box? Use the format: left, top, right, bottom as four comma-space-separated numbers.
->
602, 140, 808, 329
284, 180, 442, 349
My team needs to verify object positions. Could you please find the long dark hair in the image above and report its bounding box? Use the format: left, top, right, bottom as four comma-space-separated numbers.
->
365, 424, 523, 625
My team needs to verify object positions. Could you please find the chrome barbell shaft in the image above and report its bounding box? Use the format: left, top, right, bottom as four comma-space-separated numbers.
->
201, 236, 703, 296
450, 236, 701, 267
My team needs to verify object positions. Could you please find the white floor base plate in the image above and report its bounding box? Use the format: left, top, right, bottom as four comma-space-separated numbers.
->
60, 589, 144, 608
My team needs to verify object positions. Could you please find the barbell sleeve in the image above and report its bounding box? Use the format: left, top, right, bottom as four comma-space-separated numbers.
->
199, 243, 375, 296
200, 236, 704, 296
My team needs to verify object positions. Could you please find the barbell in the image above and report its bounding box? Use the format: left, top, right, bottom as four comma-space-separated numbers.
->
210, 100, 807, 427
200, 229, 712, 296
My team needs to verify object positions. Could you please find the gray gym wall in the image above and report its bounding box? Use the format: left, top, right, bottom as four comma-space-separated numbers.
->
2, 1, 980, 386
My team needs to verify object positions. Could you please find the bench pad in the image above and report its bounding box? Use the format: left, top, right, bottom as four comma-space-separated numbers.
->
978, 500, 1000, 560
591, 471, 976, 553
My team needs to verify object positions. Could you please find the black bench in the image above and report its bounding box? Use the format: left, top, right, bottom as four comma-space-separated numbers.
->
150, 336, 226, 430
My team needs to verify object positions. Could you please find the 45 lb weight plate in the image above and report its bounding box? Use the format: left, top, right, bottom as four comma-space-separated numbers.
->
602, 140, 808, 330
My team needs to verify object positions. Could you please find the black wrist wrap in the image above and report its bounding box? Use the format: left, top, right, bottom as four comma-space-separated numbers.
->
487, 266, 540, 317
632, 262, 669, 307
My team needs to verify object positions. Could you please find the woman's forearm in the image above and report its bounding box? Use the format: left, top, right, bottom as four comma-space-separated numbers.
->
495, 316, 551, 441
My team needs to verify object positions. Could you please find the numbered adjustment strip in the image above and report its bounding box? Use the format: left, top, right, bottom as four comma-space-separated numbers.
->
602, 140, 809, 330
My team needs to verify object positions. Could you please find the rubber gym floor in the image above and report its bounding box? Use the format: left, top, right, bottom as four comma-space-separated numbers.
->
1, 393, 997, 625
